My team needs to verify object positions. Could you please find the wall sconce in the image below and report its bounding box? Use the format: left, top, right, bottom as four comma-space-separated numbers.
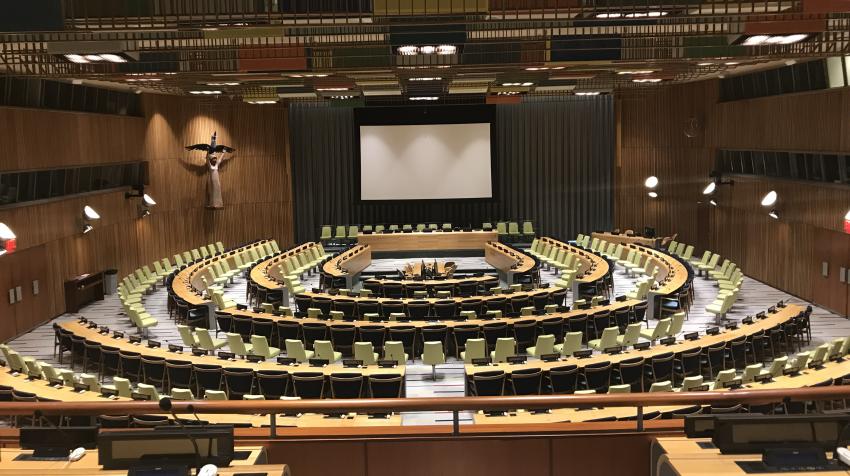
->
82, 205, 100, 234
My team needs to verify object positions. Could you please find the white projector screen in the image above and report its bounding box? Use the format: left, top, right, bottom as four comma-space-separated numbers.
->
359, 123, 492, 200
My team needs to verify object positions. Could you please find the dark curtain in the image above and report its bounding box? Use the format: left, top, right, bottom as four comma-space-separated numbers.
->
289, 97, 614, 243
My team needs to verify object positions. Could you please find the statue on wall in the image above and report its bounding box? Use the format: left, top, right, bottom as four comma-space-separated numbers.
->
185, 132, 236, 209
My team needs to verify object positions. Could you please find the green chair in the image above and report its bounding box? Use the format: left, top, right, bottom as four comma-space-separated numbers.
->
244, 394, 265, 400
285, 339, 313, 363
196, 328, 226, 353
441, 223, 452, 231
608, 384, 631, 394
640, 318, 671, 343
314, 340, 342, 363
251, 335, 280, 359
490, 337, 516, 363
384, 341, 408, 365
388, 224, 399, 232
422, 341, 446, 380
507, 222, 520, 240
320, 225, 332, 241
416, 224, 426, 232
527, 334, 555, 357
334, 225, 347, 240
226, 333, 253, 357
353, 342, 378, 365
171, 388, 195, 400
177, 325, 199, 348
205, 390, 227, 400
522, 220, 534, 238
589, 327, 619, 351
482, 222, 493, 231
496, 222, 507, 236
102, 377, 133, 398
460, 338, 486, 363
375, 225, 385, 233
679, 376, 704, 392
649, 381, 673, 392
554, 332, 583, 357
137, 383, 161, 401
616, 323, 642, 347
347, 225, 359, 239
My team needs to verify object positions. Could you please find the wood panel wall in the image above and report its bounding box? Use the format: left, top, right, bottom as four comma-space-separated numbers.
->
0, 96, 293, 341
617, 81, 850, 312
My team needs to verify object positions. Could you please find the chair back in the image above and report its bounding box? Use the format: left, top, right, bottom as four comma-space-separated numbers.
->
561, 332, 583, 357
226, 333, 249, 356
463, 338, 486, 363
598, 327, 619, 350
383, 341, 407, 365
250, 335, 272, 358
531, 334, 555, 357
621, 323, 642, 347
314, 340, 337, 362
285, 339, 309, 362
492, 337, 516, 363
353, 342, 377, 365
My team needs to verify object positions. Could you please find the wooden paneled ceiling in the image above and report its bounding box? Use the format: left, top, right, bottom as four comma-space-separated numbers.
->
1, 0, 849, 104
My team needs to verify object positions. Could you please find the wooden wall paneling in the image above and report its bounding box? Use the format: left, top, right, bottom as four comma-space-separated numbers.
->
9, 245, 50, 335
0, 255, 15, 342
811, 228, 849, 316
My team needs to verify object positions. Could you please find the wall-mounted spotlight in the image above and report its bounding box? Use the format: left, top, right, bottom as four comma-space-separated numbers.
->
644, 176, 659, 189
648, 191, 658, 198
702, 182, 716, 195
768, 209, 780, 220
0, 222, 16, 256
127, 187, 156, 218
761, 190, 778, 207
704, 171, 734, 195
82, 205, 100, 234
709, 199, 718, 207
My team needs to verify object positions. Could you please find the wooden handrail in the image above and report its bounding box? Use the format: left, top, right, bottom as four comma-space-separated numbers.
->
4, 385, 849, 416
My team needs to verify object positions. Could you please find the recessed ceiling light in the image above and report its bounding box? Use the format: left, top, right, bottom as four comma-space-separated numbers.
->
398, 45, 418, 55
743, 34, 808, 46
330, 95, 355, 100
84, 54, 103, 61
575, 91, 601, 96
100, 54, 127, 63
206, 82, 239, 86
497, 91, 521, 96
316, 87, 349, 91
83, 205, 101, 220
410, 96, 439, 101
624, 11, 667, 17
617, 70, 654, 75
633, 78, 662, 83
64, 54, 89, 64
436, 45, 457, 55
595, 13, 622, 18
189, 90, 222, 95
697, 62, 714, 66
410, 77, 442, 81
724, 61, 739, 66
247, 100, 277, 104
525, 67, 547, 71
768, 210, 779, 219
419, 45, 436, 54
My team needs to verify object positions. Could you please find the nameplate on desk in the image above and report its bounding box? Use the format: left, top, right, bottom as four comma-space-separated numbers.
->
218, 351, 235, 360
541, 353, 561, 362
598, 299, 610, 306
507, 355, 527, 364
783, 367, 801, 376
130, 392, 151, 401
768, 306, 777, 314
683, 332, 699, 341
129, 336, 142, 344
246, 354, 265, 363
777, 300, 786, 308
573, 349, 592, 359
722, 378, 742, 389
829, 354, 842, 362
73, 382, 90, 392
191, 348, 207, 356
147, 340, 161, 348
615, 295, 627, 302
633, 342, 650, 351
309, 358, 329, 367
236, 304, 248, 310
272, 310, 284, 316
101, 387, 118, 397
557, 306, 570, 312
724, 322, 738, 330
168, 344, 183, 353
343, 359, 363, 368
706, 327, 720, 336
603, 346, 623, 355
472, 358, 491, 366
48, 378, 65, 387
87, 322, 99, 329
252, 307, 263, 314
112, 331, 124, 339
808, 359, 824, 369
378, 360, 397, 368
276, 357, 296, 366
690, 385, 709, 392
660, 337, 676, 346
756, 311, 766, 319
99, 326, 110, 334
78, 317, 88, 323
742, 316, 754, 325
754, 374, 773, 383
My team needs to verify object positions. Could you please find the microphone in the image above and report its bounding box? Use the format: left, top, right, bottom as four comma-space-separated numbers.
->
158, 397, 204, 471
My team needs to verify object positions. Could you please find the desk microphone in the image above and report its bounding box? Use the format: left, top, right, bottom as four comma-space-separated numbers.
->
158, 397, 207, 472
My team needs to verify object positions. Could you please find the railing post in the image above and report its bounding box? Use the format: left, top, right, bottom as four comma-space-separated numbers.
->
636, 405, 644, 432
452, 410, 460, 436
270, 413, 277, 438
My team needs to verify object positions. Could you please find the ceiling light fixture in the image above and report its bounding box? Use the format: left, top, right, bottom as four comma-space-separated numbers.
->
64, 53, 131, 64
410, 96, 439, 101
595, 13, 622, 18
648, 191, 659, 198
419, 45, 436, 54
99, 54, 127, 63
410, 77, 442, 81
742, 33, 809, 46
206, 82, 239, 86
247, 100, 277, 104
497, 91, 521, 96
330, 95, 355, 100
398, 45, 419, 55
625, 11, 668, 17
633, 78, 662, 83
702, 182, 716, 195
576, 91, 601, 96
845, 209, 850, 221
316, 87, 349, 91
617, 70, 654, 75
189, 90, 222, 95
0, 222, 15, 256
697, 62, 714, 66
761, 190, 778, 207
436, 45, 457, 55
644, 176, 659, 189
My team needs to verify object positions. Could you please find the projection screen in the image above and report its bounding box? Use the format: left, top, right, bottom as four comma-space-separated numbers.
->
359, 123, 493, 200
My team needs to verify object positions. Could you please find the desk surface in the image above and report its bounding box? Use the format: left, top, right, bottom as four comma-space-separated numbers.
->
357, 231, 498, 252
485, 242, 535, 274
653, 437, 850, 476
0, 447, 290, 476
59, 321, 407, 379
172, 241, 270, 305
250, 242, 316, 291
592, 232, 661, 247
539, 237, 609, 284
323, 244, 371, 278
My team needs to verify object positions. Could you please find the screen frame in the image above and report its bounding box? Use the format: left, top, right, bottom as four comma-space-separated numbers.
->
353, 105, 498, 204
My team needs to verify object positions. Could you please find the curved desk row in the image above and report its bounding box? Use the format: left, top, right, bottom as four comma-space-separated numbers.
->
591, 231, 662, 248
322, 244, 372, 289
537, 237, 610, 300
357, 230, 498, 252
464, 304, 803, 378
249, 241, 319, 291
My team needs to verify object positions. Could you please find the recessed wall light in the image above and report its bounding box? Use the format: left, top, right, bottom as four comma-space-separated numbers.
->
247, 100, 277, 104
206, 82, 239, 86
316, 88, 349, 91
575, 92, 601, 96
768, 210, 779, 219
617, 70, 654, 75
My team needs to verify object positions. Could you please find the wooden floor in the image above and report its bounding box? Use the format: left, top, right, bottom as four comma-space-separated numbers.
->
8, 255, 850, 426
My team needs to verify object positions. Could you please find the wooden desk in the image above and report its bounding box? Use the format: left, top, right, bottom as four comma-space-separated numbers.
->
632, 245, 691, 319
300, 287, 555, 309
592, 232, 662, 248
485, 242, 536, 284
250, 242, 317, 291
357, 231, 498, 252
652, 437, 850, 476
322, 244, 372, 289
0, 447, 289, 475
59, 321, 407, 380
64, 272, 105, 313
465, 304, 803, 381
538, 237, 610, 300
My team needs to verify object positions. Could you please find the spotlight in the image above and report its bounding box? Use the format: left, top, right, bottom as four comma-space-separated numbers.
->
142, 194, 157, 206
644, 176, 659, 189
83, 206, 101, 220
845, 209, 850, 221
768, 209, 779, 219
702, 182, 716, 195
648, 191, 658, 198
709, 199, 718, 207
760, 190, 778, 207
82, 224, 94, 234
